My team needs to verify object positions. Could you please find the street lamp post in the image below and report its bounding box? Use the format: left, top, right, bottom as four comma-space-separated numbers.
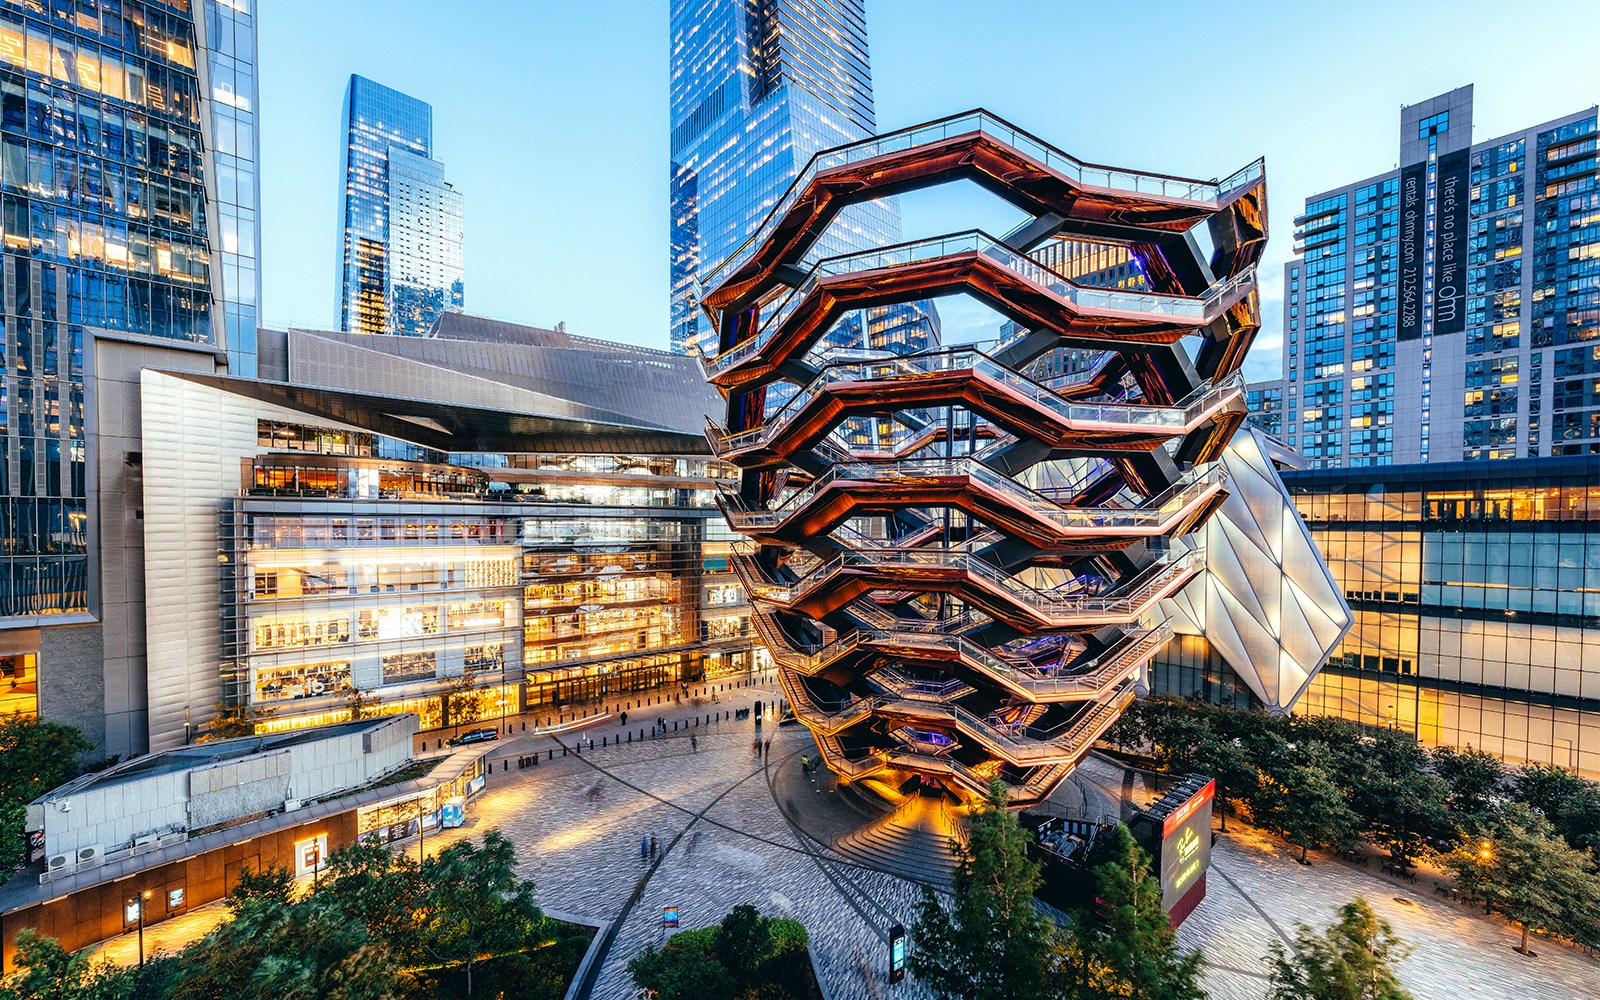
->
129, 890, 150, 967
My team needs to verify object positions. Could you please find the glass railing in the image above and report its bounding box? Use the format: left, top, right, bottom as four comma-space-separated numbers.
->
711, 346, 1244, 456
705, 230, 1256, 375
701, 109, 1265, 300
763, 544, 1197, 623
740, 458, 1226, 535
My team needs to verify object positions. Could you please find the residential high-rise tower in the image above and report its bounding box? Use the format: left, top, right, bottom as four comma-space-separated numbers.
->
335, 76, 463, 337
668, 0, 935, 359
1278, 86, 1600, 467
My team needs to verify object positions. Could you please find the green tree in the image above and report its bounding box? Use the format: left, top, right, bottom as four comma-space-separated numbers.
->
1154, 717, 1257, 832
1061, 824, 1206, 1000
909, 779, 1061, 1000
1442, 805, 1600, 954
198, 701, 275, 742
0, 717, 90, 867
344, 687, 384, 723
172, 877, 397, 1000
1266, 897, 1413, 1000
628, 928, 736, 1000
414, 829, 546, 998
441, 674, 481, 737
1429, 746, 1505, 829
317, 839, 425, 963
0, 929, 147, 1000
1254, 746, 1362, 864
1511, 763, 1600, 855
1343, 730, 1455, 866
627, 908, 810, 1000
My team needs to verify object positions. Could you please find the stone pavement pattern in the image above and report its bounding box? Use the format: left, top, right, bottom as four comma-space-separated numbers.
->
88, 683, 1600, 999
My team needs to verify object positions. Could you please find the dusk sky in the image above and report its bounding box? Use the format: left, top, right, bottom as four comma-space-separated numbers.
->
259, 0, 1600, 382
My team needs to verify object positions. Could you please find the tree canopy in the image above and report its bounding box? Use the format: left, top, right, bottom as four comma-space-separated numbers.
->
1267, 897, 1413, 1000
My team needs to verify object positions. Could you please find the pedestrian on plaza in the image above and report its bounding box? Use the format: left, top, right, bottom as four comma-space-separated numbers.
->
640, 835, 648, 860
650, 834, 658, 857
691, 734, 698, 752
620, 711, 628, 726
764, 739, 771, 760
801, 755, 810, 774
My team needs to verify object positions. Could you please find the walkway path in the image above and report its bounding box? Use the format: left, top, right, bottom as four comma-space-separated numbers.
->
86, 688, 1600, 999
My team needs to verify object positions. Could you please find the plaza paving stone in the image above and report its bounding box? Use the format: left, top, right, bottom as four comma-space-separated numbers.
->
86, 682, 1600, 999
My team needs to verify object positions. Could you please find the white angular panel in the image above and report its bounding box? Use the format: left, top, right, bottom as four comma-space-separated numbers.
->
1164, 428, 1352, 713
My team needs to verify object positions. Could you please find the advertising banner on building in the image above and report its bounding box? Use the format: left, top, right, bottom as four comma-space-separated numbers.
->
1432, 149, 1470, 335
1398, 162, 1426, 342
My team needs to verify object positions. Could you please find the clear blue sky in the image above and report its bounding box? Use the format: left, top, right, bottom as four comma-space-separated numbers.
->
260, 0, 1600, 382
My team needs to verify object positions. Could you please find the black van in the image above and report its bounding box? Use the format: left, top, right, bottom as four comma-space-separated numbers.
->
449, 727, 499, 747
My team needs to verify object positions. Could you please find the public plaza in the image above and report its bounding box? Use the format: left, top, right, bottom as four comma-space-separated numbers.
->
85, 679, 1600, 1000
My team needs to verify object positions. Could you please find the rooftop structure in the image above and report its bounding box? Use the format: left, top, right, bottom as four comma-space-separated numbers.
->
698, 110, 1350, 805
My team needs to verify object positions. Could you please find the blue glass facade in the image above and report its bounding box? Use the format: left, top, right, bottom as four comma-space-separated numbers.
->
1283, 87, 1600, 468
667, 0, 934, 360
0, 0, 233, 620
1154, 456, 1600, 779
335, 76, 462, 338
198, 0, 260, 378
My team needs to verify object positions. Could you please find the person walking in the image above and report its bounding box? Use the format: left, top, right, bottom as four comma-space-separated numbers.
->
801, 754, 810, 775
620, 711, 628, 726
650, 834, 658, 858
640, 835, 648, 861
690, 734, 698, 752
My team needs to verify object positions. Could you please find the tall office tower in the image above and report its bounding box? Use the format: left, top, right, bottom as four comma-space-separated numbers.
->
1283, 86, 1600, 468
667, 0, 935, 359
335, 76, 463, 337
0, 0, 258, 754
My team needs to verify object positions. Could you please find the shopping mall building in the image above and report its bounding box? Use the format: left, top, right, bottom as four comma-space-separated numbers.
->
1152, 455, 1600, 779
137, 317, 762, 749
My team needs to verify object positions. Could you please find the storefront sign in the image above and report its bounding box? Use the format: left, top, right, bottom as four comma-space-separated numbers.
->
1432, 149, 1469, 335
1398, 161, 1426, 342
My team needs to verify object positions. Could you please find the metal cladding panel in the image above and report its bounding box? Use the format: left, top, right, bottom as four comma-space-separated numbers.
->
1163, 428, 1352, 712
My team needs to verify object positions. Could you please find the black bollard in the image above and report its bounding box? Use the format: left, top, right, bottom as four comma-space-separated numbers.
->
521, 721, 526, 732
503, 760, 508, 771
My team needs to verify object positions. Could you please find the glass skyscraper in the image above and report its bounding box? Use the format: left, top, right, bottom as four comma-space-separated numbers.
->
0, 0, 258, 753
668, 0, 934, 358
335, 76, 462, 338
199, 0, 262, 379
1274, 85, 1600, 467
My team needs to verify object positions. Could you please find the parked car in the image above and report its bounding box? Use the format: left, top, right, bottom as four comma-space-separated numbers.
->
449, 727, 499, 747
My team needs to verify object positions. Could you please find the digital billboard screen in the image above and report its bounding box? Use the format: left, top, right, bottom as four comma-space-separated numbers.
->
1158, 779, 1214, 912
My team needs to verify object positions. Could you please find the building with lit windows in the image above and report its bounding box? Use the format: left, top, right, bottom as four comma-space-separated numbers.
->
335, 76, 463, 337
1244, 380, 1284, 438
667, 0, 935, 359
0, 0, 260, 752
1151, 455, 1600, 780
1282, 85, 1600, 467
138, 318, 761, 748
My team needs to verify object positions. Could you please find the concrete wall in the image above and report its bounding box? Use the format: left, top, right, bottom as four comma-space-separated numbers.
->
139, 372, 372, 750
36, 716, 417, 860
36, 625, 105, 753
90, 336, 220, 759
